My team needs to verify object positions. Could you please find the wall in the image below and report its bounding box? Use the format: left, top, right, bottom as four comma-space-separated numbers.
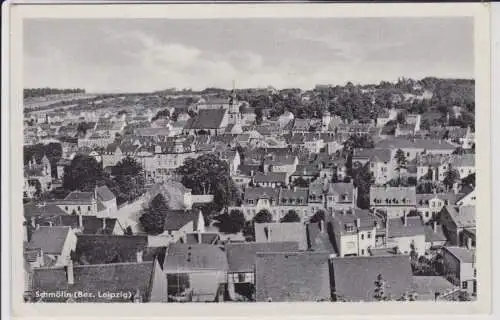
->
386, 234, 426, 257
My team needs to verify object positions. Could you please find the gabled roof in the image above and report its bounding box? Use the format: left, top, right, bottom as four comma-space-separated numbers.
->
330, 209, 382, 235
424, 224, 447, 243
64, 191, 95, 203
26, 226, 71, 254
24, 203, 67, 219
74, 234, 148, 265
376, 138, 456, 151
353, 148, 392, 163
370, 186, 416, 206
387, 217, 425, 238
327, 182, 354, 200
57, 215, 118, 235
443, 246, 475, 263
189, 109, 227, 129
255, 251, 332, 302
163, 243, 228, 271
306, 221, 335, 252
244, 187, 280, 203
31, 261, 160, 302
330, 255, 413, 302
225, 242, 299, 273
95, 185, 115, 202
185, 232, 220, 245
442, 205, 475, 228
164, 210, 197, 231
254, 222, 308, 250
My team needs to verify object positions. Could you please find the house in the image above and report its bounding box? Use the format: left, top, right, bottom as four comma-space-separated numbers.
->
163, 243, 228, 302
184, 210, 220, 245
253, 172, 288, 188
160, 210, 197, 244
25, 226, 77, 267
450, 154, 475, 179
263, 155, 299, 176
330, 255, 414, 302
219, 150, 241, 176
375, 138, 456, 161
55, 215, 123, 235
441, 246, 476, 295
95, 185, 117, 217
24, 155, 53, 195
185, 108, 229, 136
73, 234, 149, 265
376, 109, 399, 128
255, 251, 332, 302
439, 205, 475, 246
386, 215, 426, 257
290, 164, 320, 184
325, 182, 357, 211
254, 222, 308, 250
306, 219, 336, 252
416, 192, 465, 223
424, 221, 447, 250
328, 208, 381, 257
370, 186, 417, 218
55, 158, 71, 180
225, 242, 299, 301
54, 190, 98, 216
462, 228, 476, 249
353, 148, 394, 185
28, 259, 167, 302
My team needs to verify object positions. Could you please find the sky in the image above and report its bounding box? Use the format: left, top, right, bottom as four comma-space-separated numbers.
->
23, 18, 474, 93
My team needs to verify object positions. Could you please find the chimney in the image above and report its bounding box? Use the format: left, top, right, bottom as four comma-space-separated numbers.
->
102, 218, 107, 231
136, 250, 143, 263
197, 230, 202, 244
466, 237, 472, 250
403, 213, 407, 227
355, 218, 361, 228
320, 220, 325, 233
433, 221, 437, 233
31, 217, 36, 229
67, 259, 74, 285
78, 214, 83, 229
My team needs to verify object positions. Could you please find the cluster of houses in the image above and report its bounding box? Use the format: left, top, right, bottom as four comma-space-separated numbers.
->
23, 88, 477, 303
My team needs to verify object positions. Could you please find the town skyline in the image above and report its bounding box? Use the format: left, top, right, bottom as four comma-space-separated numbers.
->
24, 17, 473, 93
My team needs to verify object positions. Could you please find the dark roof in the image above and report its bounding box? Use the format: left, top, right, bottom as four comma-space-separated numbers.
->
74, 234, 148, 265
225, 242, 299, 273
163, 243, 228, 271
189, 109, 227, 129
330, 209, 383, 235
185, 233, 220, 245
96, 185, 115, 202
410, 276, 457, 300
56, 215, 118, 235
31, 261, 162, 302
306, 221, 335, 252
63, 191, 95, 203
243, 187, 280, 203
387, 217, 425, 238
24, 203, 67, 219
444, 246, 475, 263
376, 138, 456, 150
353, 148, 392, 163
255, 252, 332, 302
331, 255, 413, 301
443, 205, 475, 228
27, 226, 71, 254
254, 222, 308, 250
253, 172, 287, 183
164, 210, 197, 231
424, 223, 447, 243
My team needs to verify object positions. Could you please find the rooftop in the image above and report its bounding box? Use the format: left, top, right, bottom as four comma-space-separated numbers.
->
254, 222, 308, 250
26, 226, 71, 255
444, 246, 475, 263
163, 243, 228, 272
225, 242, 299, 273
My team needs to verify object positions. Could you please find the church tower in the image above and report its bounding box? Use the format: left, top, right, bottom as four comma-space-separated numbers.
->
228, 80, 241, 125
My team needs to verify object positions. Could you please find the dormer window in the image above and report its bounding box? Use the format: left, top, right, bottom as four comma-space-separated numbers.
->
345, 224, 354, 232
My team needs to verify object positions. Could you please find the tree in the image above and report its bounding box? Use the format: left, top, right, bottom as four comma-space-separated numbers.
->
352, 163, 375, 209
214, 209, 246, 234
394, 149, 408, 183
373, 274, 391, 301
443, 167, 460, 191
176, 154, 238, 213
63, 154, 107, 192
462, 173, 475, 187
255, 108, 263, 125
292, 177, 309, 188
280, 210, 301, 223
152, 108, 171, 121
254, 209, 273, 224
309, 210, 326, 223
111, 157, 145, 205
396, 111, 407, 125
124, 226, 133, 236
242, 220, 255, 241
139, 194, 169, 235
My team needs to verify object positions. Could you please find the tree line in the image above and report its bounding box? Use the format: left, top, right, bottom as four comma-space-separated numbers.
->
24, 88, 86, 99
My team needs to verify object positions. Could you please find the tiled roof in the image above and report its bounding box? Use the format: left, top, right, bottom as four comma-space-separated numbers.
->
31, 261, 160, 302
26, 226, 71, 254
375, 138, 456, 150
255, 251, 332, 302
254, 222, 308, 250
278, 188, 308, 204
292, 164, 320, 177
416, 193, 464, 206
410, 276, 457, 300
185, 232, 219, 245
244, 187, 280, 203
443, 205, 475, 228
253, 172, 287, 183
387, 217, 425, 238
163, 243, 228, 271
444, 246, 475, 263
225, 242, 299, 273
306, 221, 335, 252
24, 203, 67, 219
189, 109, 227, 129
424, 224, 447, 243
353, 148, 392, 163
331, 255, 413, 302
57, 215, 118, 235
74, 234, 148, 265
64, 191, 95, 202
370, 186, 416, 206
96, 185, 115, 202
164, 210, 197, 231
327, 183, 354, 201
330, 209, 382, 235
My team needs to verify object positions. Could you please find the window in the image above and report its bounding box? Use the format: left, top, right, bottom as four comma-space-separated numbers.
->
361, 249, 365, 255
462, 281, 468, 289
78, 206, 81, 211
88, 206, 91, 211
361, 234, 364, 240
65, 206, 68, 211
474, 269, 477, 278
425, 212, 429, 218
367, 232, 372, 239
